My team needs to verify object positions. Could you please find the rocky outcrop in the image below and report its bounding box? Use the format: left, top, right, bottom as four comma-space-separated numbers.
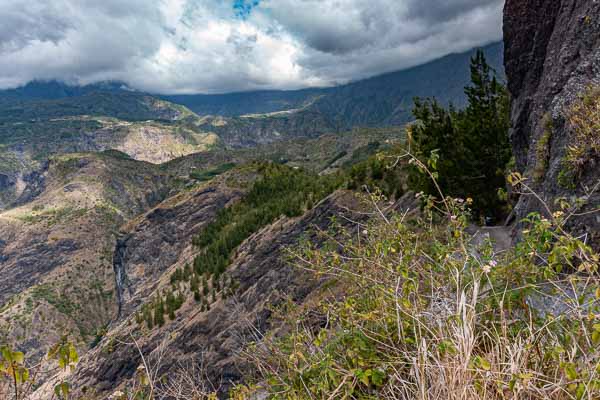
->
504, 0, 600, 245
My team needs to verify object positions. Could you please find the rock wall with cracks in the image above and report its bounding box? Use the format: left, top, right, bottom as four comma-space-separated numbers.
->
504, 0, 600, 246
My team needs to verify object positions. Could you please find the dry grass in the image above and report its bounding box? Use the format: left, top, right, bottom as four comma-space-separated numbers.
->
564, 85, 600, 179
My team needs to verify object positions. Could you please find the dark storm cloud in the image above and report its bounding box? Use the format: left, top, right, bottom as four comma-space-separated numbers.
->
404, 0, 502, 22
0, 0, 505, 93
260, 0, 504, 85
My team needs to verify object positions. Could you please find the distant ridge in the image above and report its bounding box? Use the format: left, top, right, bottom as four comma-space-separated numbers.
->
0, 81, 130, 101
0, 42, 504, 126
163, 41, 504, 125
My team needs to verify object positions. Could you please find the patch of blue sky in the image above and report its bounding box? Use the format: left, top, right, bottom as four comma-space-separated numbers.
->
233, 0, 260, 19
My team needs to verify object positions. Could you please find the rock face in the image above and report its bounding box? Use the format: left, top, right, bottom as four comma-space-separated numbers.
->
504, 0, 600, 245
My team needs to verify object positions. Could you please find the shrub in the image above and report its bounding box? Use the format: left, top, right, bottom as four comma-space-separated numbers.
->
0, 337, 78, 400
562, 85, 600, 183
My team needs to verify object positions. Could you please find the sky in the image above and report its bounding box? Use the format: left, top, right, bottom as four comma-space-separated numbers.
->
0, 0, 505, 94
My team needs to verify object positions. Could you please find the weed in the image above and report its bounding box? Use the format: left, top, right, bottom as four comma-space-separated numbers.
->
533, 113, 553, 182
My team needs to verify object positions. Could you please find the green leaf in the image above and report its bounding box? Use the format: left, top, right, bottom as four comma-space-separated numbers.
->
592, 330, 600, 345
371, 369, 386, 387
564, 363, 578, 380
13, 352, 24, 364
474, 356, 491, 371
576, 383, 586, 400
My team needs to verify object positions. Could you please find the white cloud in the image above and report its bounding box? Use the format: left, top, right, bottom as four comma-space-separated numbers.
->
0, 0, 504, 93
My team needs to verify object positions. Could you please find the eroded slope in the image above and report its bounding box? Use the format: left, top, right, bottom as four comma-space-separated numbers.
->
0, 152, 173, 366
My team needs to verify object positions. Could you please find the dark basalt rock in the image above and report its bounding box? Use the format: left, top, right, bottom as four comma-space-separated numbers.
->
504, 0, 600, 246
110, 183, 243, 321
12, 161, 49, 207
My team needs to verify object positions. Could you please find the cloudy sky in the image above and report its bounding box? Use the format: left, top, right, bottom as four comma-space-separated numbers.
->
0, 0, 504, 94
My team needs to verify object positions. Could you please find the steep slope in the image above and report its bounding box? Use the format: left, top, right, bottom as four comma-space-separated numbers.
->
504, 0, 600, 245
0, 125, 404, 398
35, 188, 389, 399
111, 180, 246, 320
0, 152, 174, 368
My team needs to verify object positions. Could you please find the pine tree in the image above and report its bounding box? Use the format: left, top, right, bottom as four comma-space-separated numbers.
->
410, 50, 511, 220
144, 308, 153, 330
154, 299, 165, 327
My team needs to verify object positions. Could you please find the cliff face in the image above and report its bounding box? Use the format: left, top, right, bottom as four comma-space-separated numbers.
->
504, 0, 600, 244
111, 183, 244, 320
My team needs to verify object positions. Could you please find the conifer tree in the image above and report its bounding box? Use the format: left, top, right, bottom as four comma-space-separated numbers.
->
145, 308, 153, 330
410, 50, 511, 220
154, 299, 165, 327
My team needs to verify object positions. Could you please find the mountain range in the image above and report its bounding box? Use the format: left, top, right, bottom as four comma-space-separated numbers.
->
0, 42, 503, 208
1, 42, 503, 124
